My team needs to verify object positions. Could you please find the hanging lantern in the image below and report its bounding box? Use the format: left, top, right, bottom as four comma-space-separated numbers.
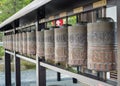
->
22, 32, 27, 55
36, 31, 44, 57
68, 23, 87, 66
44, 29, 54, 61
87, 17, 117, 71
55, 26, 68, 63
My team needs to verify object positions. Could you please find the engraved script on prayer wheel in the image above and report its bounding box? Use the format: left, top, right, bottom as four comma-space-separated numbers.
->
19, 33, 23, 54
22, 32, 27, 54
13, 34, 16, 51
44, 30, 54, 61
36, 31, 44, 57
55, 28, 68, 63
87, 18, 117, 71
68, 24, 87, 66
27, 31, 36, 55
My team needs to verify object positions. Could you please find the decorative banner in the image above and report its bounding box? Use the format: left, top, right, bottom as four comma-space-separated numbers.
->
55, 28, 68, 63
68, 24, 87, 66
27, 31, 36, 55
93, 0, 107, 8
22, 32, 27, 55
87, 20, 117, 71
36, 31, 44, 57
73, 7, 83, 14
44, 30, 54, 61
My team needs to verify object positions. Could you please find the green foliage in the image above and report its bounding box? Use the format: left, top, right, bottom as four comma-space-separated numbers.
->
0, 46, 4, 58
0, 33, 3, 42
68, 16, 77, 25
0, 0, 32, 23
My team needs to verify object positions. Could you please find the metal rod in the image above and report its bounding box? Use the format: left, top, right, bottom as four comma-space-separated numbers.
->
5, 52, 11, 86
14, 51, 21, 86
16, 54, 36, 63
36, 57, 46, 86
57, 63, 61, 81
40, 62, 113, 86
5, 50, 14, 55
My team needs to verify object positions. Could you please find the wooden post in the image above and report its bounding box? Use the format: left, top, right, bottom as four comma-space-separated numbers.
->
5, 52, 11, 86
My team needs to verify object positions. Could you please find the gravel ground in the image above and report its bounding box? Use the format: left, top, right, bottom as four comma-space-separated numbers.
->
0, 69, 88, 86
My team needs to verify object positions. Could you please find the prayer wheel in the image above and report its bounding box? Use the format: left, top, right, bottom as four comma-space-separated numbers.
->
6, 35, 8, 49
87, 17, 117, 71
13, 34, 16, 51
3, 36, 6, 49
27, 31, 36, 56
22, 32, 27, 55
16, 34, 19, 52
55, 27, 68, 63
19, 33, 23, 54
44, 29, 54, 61
9, 34, 13, 51
68, 23, 87, 66
36, 31, 44, 57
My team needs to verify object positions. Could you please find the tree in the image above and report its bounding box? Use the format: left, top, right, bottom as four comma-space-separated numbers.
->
0, 0, 32, 23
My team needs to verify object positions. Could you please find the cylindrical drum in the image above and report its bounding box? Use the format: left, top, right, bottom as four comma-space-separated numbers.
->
22, 32, 27, 54
13, 34, 16, 51
19, 33, 23, 54
36, 31, 44, 57
87, 18, 117, 71
68, 24, 87, 66
16, 34, 19, 52
6, 36, 8, 49
27, 31, 36, 55
3, 36, 6, 48
55, 28, 68, 63
6, 35, 8, 49
44, 30, 54, 61
9, 34, 13, 51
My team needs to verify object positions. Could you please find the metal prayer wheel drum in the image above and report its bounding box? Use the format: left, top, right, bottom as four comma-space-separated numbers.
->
13, 34, 16, 51
3, 36, 6, 49
27, 31, 36, 56
68, 23, 87, 66
87, 17, 117, 71
55, 27, 68, 63
16, 34, 19, 52
44, 30, 54, 61
22, 32, 27, 55
19, 33, 23, 54
9, 34, 13, 51
36, 31, 44, 57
